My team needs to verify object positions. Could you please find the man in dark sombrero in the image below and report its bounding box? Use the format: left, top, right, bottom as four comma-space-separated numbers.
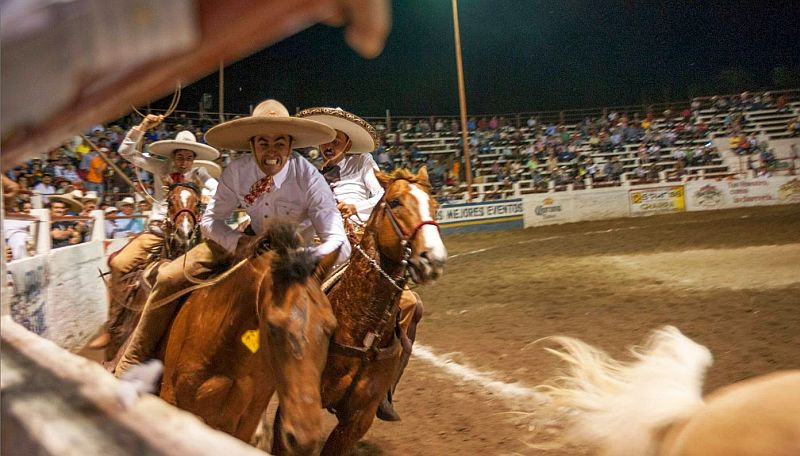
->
115, 99, 350, 376
296, 107, 424, 421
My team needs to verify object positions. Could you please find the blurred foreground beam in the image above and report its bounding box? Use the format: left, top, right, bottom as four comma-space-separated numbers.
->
0, 317, 266, 456
1, 0, 390, 169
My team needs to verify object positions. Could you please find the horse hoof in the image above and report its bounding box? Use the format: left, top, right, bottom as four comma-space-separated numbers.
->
376, 396, 401, 422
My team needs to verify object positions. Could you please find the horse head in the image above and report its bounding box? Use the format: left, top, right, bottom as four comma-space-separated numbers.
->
374, 166, 447, 284
252, 221, 339, 455
165, 183, 202, 256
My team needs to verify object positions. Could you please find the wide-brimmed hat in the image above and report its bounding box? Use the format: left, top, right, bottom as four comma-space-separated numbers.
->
194, 160, 222, 179
49, 194, 84, 213
81, 191, 99, 202
295, 107, 378, 153
115, 196, 136, 210
150, 130, 220, 161
204, 99, 336, 151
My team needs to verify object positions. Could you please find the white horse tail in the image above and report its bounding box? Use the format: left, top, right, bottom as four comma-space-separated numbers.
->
535, 326, 713, 456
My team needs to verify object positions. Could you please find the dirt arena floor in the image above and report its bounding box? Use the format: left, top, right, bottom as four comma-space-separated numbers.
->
347, 204, 800, 455
81, 204, 799, 455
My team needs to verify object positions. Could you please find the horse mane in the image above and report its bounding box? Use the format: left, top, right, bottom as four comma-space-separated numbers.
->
386, 168, 428, 189
259, 220, 317, 287
383, 168, 438, 211
530, 326, 712, 455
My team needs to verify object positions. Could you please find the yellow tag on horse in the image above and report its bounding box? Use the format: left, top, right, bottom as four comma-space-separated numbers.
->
241, 329, 260, 353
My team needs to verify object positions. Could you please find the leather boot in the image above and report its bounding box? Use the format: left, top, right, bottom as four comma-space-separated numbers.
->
376, 300, 423, 422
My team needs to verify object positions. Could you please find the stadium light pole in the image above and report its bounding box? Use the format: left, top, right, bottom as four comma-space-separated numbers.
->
451, 0, 474, 201
219, 61, 225, 122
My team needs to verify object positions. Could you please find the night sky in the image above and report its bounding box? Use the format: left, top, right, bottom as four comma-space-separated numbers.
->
160, 0, 800, 118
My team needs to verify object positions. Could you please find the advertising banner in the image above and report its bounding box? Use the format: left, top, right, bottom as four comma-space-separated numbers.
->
686, 176, 800, 211
437, 199, 524, 234
629, 185, 685, 216
524, 193, 573, 227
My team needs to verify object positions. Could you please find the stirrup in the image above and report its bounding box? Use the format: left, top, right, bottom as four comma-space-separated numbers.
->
376, 391, 401, 422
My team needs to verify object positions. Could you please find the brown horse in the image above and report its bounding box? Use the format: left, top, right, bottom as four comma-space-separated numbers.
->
162, 182, 204, 258
272, 167, 447, 455
159, 221, 339, 455
105, 183, 204, 364
532, 326, 800, 456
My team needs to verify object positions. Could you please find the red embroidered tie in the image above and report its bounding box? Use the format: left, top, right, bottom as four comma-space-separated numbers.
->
170, 172, 184, 183
244, 175, 273, 205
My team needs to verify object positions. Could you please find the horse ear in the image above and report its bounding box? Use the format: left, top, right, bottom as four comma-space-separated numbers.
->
375, 170, 391, 190
416, 165, 430, 185
314, 247, 340, 282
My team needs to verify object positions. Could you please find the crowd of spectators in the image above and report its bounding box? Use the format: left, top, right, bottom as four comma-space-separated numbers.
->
363, 90, 797, 201
3, 114, 212, 259
4, 90, 797, 258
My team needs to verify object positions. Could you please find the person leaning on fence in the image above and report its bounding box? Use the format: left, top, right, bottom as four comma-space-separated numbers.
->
114, 99, 350, 377
48, 194, 84, 248
296, 106, 424, 422
88, 115, 220, 349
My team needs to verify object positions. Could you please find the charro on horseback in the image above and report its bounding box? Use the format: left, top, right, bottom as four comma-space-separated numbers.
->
90, 114, 221, 351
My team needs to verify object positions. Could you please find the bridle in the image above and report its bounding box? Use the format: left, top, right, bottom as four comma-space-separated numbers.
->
163, 182, 203, 258
327, 180, 440, 413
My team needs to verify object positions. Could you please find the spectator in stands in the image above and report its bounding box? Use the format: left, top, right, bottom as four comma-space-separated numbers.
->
48, 195, 84, 248
103, 206, 119, 239
788, 116, 800, 137
32, 173, 56, 204
606, 157, 624, 182
107, 197, 144, 238
85, 147, 108, 200
776, 95, 788, 113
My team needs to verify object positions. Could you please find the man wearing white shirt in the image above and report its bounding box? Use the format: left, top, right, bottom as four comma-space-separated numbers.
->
91, 116, 222, 350
296, 107, 424, 421
32, 173, 56, 204
115, 99, 346, 376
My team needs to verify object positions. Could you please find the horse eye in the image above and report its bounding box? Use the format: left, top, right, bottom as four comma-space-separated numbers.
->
388, 199, 401, 209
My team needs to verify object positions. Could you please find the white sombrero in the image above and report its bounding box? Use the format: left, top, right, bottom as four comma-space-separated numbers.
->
204, 99, 335, 151
150, 130, 220, 161
81, 191, 99, 202
194, 160, 222, 179
115, 196, 136, 210
295, 107, 378, 153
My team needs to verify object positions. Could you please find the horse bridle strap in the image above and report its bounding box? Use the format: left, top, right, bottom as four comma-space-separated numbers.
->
383, 201, 441, 243
171, 208, 197, 224
328, 334, 401, 361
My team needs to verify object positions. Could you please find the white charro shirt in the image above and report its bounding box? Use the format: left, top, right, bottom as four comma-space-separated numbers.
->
200, 152, 350, 262
118, 128, 218, 222
328, 153, 384, 221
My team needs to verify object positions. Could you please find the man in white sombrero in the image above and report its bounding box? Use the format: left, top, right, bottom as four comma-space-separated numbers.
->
90, 116, 222, 350
114, 99, 350, 376
296, 107, 423, 421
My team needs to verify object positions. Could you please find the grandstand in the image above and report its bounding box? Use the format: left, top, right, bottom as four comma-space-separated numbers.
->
368, 89, 800, 201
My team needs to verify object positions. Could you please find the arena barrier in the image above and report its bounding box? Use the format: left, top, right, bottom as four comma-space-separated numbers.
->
435, 175, 800, 232
3, 210, 111, 352
0, 317, 266, 456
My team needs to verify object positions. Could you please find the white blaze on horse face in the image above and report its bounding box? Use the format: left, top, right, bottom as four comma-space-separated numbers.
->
179, 189, 192, 208
409, 183, 447, 263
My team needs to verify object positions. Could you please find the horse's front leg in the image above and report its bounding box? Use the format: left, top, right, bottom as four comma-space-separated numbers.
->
270, 406, 285, 455
320, 384, 385, 456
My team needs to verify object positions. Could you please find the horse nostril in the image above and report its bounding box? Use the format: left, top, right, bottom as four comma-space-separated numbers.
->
285, 431, 298, 450
420, 251, 429, 260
